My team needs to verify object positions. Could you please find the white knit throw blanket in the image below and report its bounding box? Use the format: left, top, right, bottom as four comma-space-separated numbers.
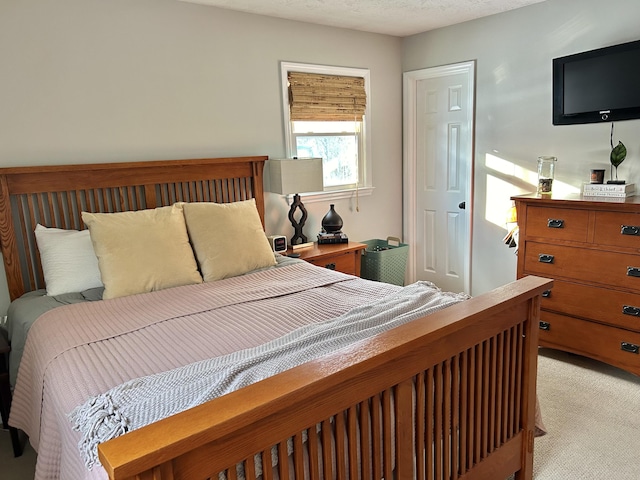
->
69, 281, 469, 470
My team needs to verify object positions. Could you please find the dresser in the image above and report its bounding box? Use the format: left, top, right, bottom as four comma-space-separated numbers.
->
513, 194, 640, 376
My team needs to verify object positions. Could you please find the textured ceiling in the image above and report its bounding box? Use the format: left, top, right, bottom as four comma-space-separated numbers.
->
179, 0, 548, 37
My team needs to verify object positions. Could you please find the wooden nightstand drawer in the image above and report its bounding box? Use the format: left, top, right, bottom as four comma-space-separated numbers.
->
594, 211, 640, 249
307, 252, 357, 274
541, 279, 640, 332
524, 206, 589, 242
539, 311, 640, 376
292, 242, 366, 276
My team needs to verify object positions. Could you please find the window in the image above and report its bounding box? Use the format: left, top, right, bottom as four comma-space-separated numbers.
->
281, 62, 372, 196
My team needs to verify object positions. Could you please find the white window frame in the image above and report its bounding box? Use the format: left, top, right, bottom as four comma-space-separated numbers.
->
280, 61, 374, 203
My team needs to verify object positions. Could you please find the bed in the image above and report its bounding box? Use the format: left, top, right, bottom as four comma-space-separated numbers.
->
0, 155, 551, 480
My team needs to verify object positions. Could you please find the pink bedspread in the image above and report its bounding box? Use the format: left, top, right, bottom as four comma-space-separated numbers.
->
10, 262, 400, 480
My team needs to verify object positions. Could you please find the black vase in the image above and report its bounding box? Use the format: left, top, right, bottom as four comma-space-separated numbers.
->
322, 204, 343, 233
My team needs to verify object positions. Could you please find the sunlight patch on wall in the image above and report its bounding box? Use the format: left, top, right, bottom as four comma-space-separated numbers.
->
485, 174, 518, 229
484, 152, 580, 230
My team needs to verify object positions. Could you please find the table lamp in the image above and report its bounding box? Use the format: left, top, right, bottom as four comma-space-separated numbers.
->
267, 158, 324, 247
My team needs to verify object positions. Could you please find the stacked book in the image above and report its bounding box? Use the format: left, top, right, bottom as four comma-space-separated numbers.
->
583, 183, 635, 198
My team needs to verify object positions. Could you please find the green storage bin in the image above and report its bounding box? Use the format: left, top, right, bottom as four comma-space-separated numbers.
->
360, 237, 408, 286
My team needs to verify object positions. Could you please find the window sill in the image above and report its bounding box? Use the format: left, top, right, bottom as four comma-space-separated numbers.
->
286, 186, 374, 205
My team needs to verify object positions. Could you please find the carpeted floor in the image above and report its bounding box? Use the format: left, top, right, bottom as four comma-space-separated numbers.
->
533, 348, 640, 479
2, 348, 639, 479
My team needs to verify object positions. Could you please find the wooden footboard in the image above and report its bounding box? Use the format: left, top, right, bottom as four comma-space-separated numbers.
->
98, 275, 551, 480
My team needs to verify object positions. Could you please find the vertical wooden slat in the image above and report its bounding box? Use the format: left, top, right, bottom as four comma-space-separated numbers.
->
481, 339, 490, 458
434, 363, 443, 480
227, 465, 238, 480
495, 331, 505, 447
488, 337, 496, 453
515, 322, 524, 432
426, 367, 434, 480
382, 389, 393, 480
46, 192, 55, 226
359, 399, 371, 480
443, 359, 452, 480
508, 325, 518, 437
261, 450, 273, 480
459, 349, 468, 476
321, 418, 333, 480
500, 329, 510, 443
371, 394, 382, 480
245, 456, 257, 480
335, 412, 346, 479
277, 441, 289, 480
307, 424, 320, 479
293, 433, 305, 478
395, 378, 414, 480
415, 371, 426, 480
474, 342, 482, 465
234, 178, 242, 203
347, 406, 358, 479
451, 354, 460, 480
25, 195, 38, 290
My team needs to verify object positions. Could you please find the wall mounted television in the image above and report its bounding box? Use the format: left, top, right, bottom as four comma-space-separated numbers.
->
552, 39, 640, 125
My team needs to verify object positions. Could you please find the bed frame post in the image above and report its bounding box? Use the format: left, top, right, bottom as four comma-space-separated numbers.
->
251, 159, 266, 227
516, 293, 542, 480
0, 175, 24, 300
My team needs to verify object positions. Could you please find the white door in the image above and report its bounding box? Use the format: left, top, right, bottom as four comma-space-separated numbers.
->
403, 62, 475, 294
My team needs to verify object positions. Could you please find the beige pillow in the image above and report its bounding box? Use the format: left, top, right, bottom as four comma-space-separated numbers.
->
82, 205, 202, 299
181, 200, 276, 282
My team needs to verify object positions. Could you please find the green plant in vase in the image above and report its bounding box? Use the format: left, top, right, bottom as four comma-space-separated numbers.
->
609, 122, 627, 184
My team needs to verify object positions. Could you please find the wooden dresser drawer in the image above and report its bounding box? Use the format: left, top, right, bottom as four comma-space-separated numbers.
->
594, 211, 640, 249
539, 311, 640, 376
523, 241, 640, 291
524, 206, 589, 242
307, 251, 357, 275
541, 279, 640, 332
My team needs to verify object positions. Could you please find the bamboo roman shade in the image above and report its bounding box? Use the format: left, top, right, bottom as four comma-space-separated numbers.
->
288, 72, 366, 121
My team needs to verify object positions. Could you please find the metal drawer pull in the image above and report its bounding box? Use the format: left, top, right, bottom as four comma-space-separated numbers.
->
325, 263, 336, 270
621, 225, 640, 236
547, 219, 564, 228
626, 267, 640, 277
538, 254, 554, 264
541, 290, 552, 298
622, 305, 640, 316
539, 321, 551, 331
621, 342, 639, 354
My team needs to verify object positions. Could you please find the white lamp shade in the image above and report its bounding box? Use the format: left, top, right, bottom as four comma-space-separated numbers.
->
266, 158, 324, 195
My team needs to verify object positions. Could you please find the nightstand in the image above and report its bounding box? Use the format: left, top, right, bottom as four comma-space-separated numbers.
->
289, 242, 366, 276
0, 329, 22, 457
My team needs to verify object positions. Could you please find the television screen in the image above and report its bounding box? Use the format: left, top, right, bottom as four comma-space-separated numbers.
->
553, 40, 640, 125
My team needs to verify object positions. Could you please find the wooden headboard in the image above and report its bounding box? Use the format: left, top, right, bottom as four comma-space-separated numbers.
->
0, 156, 268, 301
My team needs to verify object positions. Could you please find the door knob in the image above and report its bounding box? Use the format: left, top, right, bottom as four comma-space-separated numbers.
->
458, 201, 466, 209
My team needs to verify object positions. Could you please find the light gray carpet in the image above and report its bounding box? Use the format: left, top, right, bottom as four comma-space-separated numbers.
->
1, 348, 639, 479
533, 348, 640, 479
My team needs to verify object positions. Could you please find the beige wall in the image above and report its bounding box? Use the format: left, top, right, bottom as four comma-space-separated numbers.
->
0, 0, 403, 313
403, 0, 640, 295
2, 0, 639, 311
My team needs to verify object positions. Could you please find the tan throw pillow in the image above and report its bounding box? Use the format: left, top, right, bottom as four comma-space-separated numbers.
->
181, 200, 276, 282
82, 205, 202, 299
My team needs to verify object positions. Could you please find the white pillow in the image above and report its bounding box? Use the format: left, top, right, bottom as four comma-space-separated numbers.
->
82, 205, 203, 299
34, 224, 104, 296
181, 200, 276, 282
